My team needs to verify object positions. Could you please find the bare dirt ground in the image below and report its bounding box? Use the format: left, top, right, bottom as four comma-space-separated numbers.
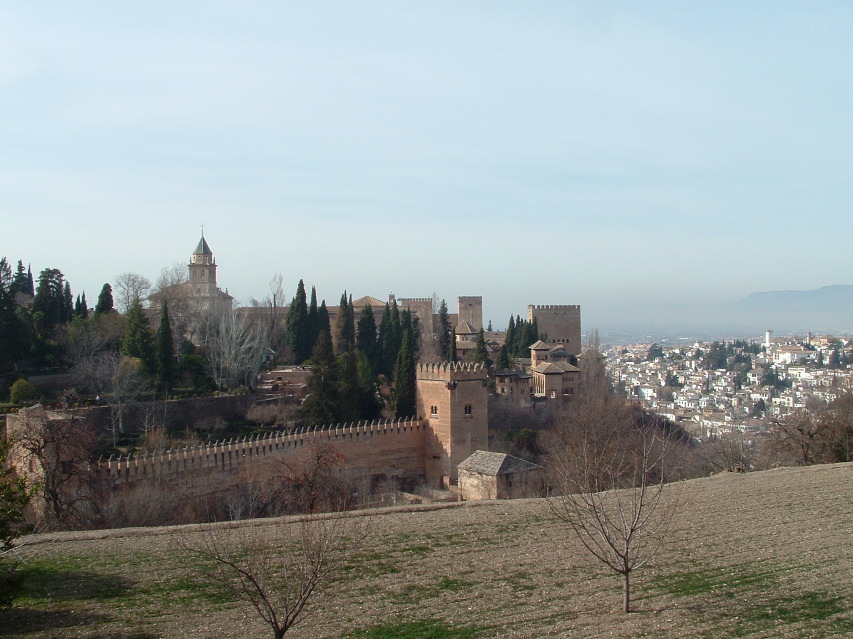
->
3, 463, 852, 639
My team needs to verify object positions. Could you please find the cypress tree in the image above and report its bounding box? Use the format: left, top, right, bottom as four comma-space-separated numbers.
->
382, 300, 402, 376
121, 296, 155, 374
94, 283, 113, 316
335, 291, 355, 355
468, 327, 492, 369
356, 349, 382, 420
61, 281, 73, 324
437, 299, 451, 358
496, 343, 511, 370
156, 302, 176, 393
394, 330, 417, 418
286, 279, 309, 363
356, 303, 377, 370
505, 315, 516, 357
307, 286, 319, 352
376, 303, 392, 376
301, 330, 338, 426
78, 292, 88, 319
318, 300, 331, 338
447, 329, 457, 362
336, 349, 360, 422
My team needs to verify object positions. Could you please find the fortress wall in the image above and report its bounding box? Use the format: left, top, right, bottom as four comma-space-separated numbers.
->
98, 417, 427, 493
527, 304, 582, 354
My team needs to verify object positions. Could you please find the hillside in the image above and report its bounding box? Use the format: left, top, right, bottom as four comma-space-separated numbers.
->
4, 463, 853, 638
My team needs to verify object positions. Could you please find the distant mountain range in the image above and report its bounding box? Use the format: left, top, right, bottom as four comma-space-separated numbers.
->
729, 284, 853, 334
595, 285, 853, 344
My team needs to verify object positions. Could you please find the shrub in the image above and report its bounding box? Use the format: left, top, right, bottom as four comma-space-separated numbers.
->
9, 379, 36, 405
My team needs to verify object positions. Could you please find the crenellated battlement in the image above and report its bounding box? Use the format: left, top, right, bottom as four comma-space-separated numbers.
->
417, 361, 487, 382
527, 304, 581, 311
399, 297, 433, 303
97, 416, 423, 485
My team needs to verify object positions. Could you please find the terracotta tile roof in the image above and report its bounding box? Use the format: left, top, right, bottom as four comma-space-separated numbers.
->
457, 450, 540, 476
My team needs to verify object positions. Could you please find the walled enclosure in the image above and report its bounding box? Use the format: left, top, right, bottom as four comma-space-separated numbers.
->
45, 362, 493, 500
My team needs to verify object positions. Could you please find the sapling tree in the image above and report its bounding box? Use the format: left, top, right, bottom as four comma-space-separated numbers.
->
546, 382, 683, 613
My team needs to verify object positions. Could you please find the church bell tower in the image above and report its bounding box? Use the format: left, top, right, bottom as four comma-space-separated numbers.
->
188, 235, 218, 297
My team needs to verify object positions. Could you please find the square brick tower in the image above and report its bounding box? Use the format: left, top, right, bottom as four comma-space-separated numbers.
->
416, 362, 489, 488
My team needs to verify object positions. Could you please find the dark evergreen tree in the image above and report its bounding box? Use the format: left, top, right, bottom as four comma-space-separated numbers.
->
487, 319, 493, 331
61, 281, 73, 324
505, 315, 516, 357
0, 259, 31, 368
76, 292, 88, 319
156, 302, 176, 393
437, 299, 452, 361
355, 349, 382, 420
32, 268, 66, 335
301, 330, 338, 426
121, 296, 155, 374
10, 261, 29, 297
318, 300, 331, 338
286, 279, 310, 363
356, 303, 377, 371
496, 343, 511, 370
393, 330, 417, 418
335, 291, 355, 355
94, 283, 113, 316
467, 327, 492, 368
307, 286, 319, 352
376, 303, 392, 376
381, 299, 402, 376
336, 349, 360, 422
447, 329, 457, 362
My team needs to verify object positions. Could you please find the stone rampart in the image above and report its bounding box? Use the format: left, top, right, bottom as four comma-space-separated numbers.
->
98, 416, 426, 489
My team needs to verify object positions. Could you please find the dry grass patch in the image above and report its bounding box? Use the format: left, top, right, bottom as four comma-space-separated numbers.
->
2, 464, 852, 638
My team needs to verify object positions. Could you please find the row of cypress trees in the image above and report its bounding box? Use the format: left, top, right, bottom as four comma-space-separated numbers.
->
286, 280, 420, 426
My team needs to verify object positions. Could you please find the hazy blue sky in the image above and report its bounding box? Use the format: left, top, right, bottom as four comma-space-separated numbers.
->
3, 2, 851, 332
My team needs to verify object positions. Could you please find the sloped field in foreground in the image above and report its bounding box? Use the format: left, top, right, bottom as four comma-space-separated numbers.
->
3, 463, 852, 638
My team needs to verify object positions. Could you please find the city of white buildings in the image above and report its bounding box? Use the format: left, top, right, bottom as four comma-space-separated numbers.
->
605, 332, 853, 441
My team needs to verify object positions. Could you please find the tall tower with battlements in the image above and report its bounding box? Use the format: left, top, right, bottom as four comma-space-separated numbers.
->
528, 304, 582, 354
416, 362, 489, 488
457, 296, 483, 331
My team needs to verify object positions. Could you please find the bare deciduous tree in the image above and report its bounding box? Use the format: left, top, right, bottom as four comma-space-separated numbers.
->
181, 514, 365, 639
11, 407, 104, 530
546, 385, 683, 613
208, 308, 269, 392
114, 272, 152, 314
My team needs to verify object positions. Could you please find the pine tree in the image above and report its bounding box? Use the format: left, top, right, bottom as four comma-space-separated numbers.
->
394, 330, 417, 418
33, 268, 65, 335
121, 296, 155, 374
156, 302, 176, 393
301, 330, 339, 426
94, 283, 114, 316
286, 279, 310, 363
